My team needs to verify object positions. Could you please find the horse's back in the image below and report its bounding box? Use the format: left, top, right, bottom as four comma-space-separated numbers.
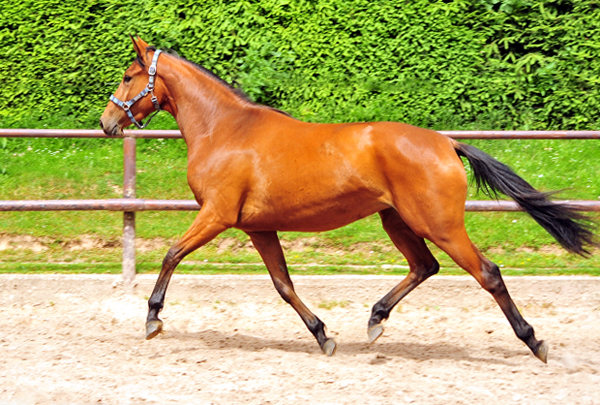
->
299, 120, 465, 192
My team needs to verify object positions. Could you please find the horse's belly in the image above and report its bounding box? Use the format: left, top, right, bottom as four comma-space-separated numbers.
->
237, 191, 390, 232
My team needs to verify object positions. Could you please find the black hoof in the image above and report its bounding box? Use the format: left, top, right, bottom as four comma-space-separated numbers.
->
145, 320, 163, 340
322, 338, 337, 356
368, 324, 384, 344
534, 340, 549, 364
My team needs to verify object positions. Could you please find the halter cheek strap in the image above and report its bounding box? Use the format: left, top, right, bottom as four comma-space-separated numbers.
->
110, 49, 162, 129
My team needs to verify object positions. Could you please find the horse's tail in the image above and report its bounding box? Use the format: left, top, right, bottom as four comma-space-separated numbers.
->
454, 142, 597, 256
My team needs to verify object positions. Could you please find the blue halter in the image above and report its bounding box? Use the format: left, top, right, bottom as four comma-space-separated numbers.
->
110, 49, 162, 129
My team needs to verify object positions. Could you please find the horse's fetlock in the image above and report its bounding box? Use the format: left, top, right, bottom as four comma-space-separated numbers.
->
516, 323, 534, 342
148, 297, 164, 311
305, 316, 325, 337
370, 302, 390, 324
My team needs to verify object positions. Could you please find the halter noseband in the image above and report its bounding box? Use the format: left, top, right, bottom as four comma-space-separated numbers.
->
110, 49, 162, 129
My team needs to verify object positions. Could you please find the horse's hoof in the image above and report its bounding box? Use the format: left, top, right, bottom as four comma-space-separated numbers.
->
368, 324, 384, 344
145, 320, 163, 340
534, 340, 549, 364
322, 338, 337, 356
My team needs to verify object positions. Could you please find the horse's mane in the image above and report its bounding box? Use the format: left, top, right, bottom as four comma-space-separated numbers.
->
139, 46, 292, 118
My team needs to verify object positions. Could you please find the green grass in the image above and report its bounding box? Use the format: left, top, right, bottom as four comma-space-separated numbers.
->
0, 114, 599, 275
1, 260, 599, 276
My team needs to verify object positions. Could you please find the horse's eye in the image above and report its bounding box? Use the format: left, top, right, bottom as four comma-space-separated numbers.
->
124, 75, 132, 83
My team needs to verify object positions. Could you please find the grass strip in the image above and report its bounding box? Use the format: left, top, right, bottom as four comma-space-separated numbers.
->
1, 261, 598, 277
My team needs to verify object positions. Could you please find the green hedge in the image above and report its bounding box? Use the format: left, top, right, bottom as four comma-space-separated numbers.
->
2, 0, 600, 129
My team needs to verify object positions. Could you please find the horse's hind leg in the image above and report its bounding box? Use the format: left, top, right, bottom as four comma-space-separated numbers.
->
248, 231, 337, 356
368, 208, 440, 343
146, 209, 228, 339
429, 226, 548, 363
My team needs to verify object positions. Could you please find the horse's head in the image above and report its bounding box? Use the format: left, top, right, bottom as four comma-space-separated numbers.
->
100, 36, 167, 136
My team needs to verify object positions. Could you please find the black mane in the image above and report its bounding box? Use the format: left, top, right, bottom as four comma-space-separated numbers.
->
142, 47, 291, 117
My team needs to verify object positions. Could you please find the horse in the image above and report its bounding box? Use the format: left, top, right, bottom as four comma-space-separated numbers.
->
100, 36, 596, 362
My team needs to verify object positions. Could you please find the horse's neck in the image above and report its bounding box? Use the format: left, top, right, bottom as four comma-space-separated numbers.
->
160, 56, 250, 149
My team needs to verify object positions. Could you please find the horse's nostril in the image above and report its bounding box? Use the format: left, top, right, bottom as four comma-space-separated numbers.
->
99, 119, 104, 130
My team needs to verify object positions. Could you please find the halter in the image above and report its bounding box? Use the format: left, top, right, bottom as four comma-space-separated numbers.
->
110, 49, 162, 129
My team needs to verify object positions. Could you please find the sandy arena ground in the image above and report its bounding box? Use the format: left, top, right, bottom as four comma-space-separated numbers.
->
1, 274, 599, 405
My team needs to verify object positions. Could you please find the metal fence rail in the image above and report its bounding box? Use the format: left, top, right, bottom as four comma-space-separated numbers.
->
3, 128, 600, 139
1, 129, 599, 284
1, 199, 599, 212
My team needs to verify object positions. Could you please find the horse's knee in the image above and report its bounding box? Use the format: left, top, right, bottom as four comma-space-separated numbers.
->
272, 278, 295, 305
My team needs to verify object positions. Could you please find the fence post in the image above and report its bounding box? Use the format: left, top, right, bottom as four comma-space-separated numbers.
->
122, 136, 136, 290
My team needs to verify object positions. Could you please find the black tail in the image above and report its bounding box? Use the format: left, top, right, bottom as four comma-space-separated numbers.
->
455, 142, 597, 256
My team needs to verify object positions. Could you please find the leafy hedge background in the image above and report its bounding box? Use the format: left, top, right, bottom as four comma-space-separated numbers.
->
2, 0, 600, 129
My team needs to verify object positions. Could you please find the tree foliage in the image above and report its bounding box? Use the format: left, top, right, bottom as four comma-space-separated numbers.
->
2, 0, 600, 129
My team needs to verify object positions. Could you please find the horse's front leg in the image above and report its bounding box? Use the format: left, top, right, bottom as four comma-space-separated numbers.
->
146, 208, 228, 339
247, 231, 337, 356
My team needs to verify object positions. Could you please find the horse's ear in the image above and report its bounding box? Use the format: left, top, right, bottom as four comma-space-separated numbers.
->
130, 35, 150, 62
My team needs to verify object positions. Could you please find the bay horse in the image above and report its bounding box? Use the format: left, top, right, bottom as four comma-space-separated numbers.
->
100, 37, 596, 362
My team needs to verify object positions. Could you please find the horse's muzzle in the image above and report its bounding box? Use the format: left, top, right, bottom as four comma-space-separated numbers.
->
99, 118, 124, 137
